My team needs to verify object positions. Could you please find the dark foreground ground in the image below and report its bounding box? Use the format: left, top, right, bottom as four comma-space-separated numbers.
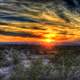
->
0, 44, 80, 80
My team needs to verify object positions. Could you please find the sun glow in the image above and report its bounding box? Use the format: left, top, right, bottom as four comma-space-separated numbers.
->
44, 38, 53, 43
43, 29, 57, 43
43, 34, 56, 43
40, 29, 58, 49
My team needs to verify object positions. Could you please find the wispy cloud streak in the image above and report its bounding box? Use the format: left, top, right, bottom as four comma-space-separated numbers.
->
0, 0, 80, 44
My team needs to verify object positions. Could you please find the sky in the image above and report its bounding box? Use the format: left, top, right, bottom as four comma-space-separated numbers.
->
0, 0, 80, 45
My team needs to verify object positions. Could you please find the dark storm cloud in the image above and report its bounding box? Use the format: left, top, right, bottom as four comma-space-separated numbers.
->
0, 0, 80, 22
0, 30, 40, 38
0, 16, 40, 22
64, 0, 80, 7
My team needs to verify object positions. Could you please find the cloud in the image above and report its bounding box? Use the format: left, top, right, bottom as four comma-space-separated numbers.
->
0, 0, 80, 43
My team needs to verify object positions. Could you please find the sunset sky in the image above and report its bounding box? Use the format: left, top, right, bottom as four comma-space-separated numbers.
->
0, 0, 80, 45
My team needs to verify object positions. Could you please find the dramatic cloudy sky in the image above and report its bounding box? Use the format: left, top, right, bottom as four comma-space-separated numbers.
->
0, 0, 80, 44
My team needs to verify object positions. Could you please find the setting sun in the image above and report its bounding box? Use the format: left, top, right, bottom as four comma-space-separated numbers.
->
40, 31, 57, 49
43, 34, 56, 43
44, 38, 54, 43
42, 29, 57, 43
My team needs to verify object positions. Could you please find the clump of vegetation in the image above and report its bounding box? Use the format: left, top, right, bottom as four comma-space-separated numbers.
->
0, 46, 80, 80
